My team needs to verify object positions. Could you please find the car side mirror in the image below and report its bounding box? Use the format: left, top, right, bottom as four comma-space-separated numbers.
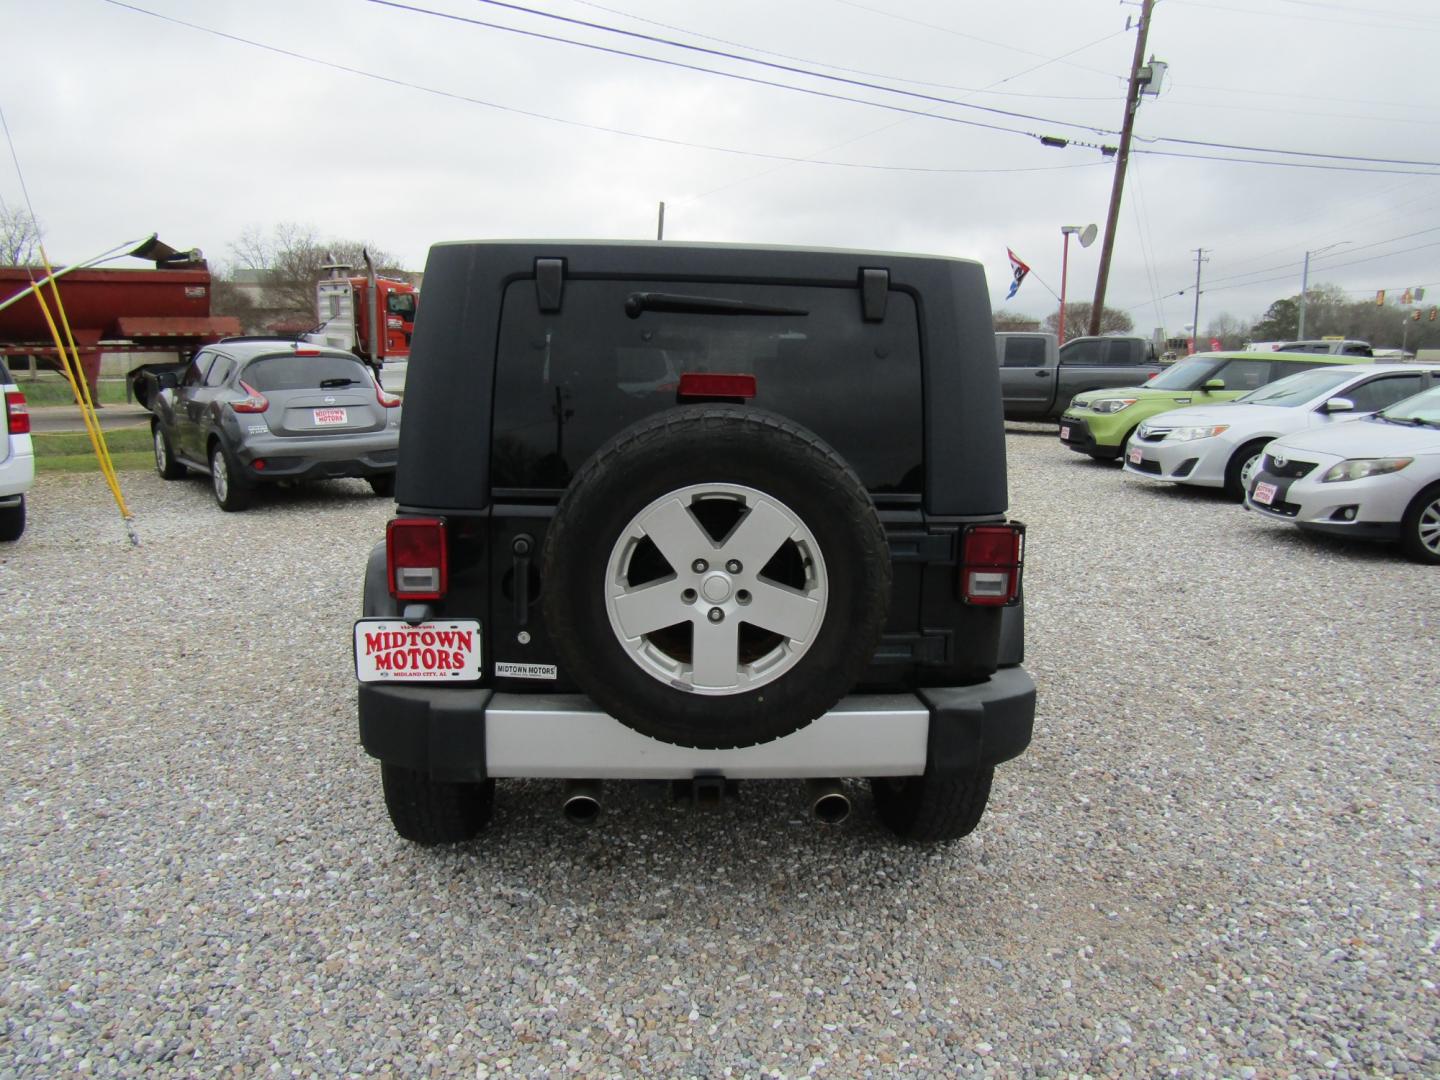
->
1322, 397, 1354, 414
156, 371, 179, 390
1202, 378, 1225, 391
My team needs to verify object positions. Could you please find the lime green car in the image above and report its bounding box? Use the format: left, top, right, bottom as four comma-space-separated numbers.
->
1058, 351, 1361, 461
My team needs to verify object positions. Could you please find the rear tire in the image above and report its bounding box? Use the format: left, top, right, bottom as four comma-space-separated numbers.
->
0, 496, 25, 542
871, 766, 994, 842
381, 764, 494, 844
210, 441, 252, 511
1400, 484, 1440, 565
368, 474, 396, 498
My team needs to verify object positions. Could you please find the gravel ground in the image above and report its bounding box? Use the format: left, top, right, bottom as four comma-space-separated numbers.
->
0, 433, 1436, 1078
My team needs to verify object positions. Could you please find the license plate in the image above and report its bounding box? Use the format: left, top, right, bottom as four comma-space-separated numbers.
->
354, 619, 481, 682
1059, 425, 1071, 440
1253, 481, 1277, 506
314, 407, 348, 426
1127, 446, 1143, 465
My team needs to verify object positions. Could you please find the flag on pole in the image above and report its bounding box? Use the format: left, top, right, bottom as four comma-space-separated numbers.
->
1005, 249, 1031, 299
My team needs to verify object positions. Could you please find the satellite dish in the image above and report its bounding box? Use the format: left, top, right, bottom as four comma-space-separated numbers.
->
1079, 224, 1098, 248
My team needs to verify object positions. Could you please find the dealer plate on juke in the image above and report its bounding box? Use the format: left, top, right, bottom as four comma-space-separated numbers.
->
354, 620, 482, 682
314, 407, 348, 426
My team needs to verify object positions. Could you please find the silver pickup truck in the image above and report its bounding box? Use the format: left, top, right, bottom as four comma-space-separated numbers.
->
997, 332, 1162, 422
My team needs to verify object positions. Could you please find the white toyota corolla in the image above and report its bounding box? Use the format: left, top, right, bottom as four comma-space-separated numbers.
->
1123, 364, 1440, 499
1244, 383, 1440, 564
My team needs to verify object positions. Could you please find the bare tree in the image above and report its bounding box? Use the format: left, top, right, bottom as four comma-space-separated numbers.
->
993, 309, 1041, 332
226, 222, 403, 329
0, 206, 43, 266
1042, 303, 1133, 337
1204, 312, 1251, 350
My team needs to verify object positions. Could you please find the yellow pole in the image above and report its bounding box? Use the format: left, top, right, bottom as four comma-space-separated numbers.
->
26, 253, 137, 542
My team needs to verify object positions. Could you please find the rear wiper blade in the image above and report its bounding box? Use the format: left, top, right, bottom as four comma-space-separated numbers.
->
319, 378, 359, 388
624, 292, 808, 318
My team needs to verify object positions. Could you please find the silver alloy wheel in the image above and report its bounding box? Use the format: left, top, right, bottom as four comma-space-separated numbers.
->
1418, 496, 1440, 556
604, 482, 827, 695
1239, 451, 1262, 491
211, 448, 229, 503
154, 429, 167, 473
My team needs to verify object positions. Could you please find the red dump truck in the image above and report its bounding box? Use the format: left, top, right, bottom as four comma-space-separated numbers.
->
0, 237, 239, 406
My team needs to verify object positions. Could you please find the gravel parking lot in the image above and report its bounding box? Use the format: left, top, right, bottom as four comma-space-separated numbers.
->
1, 431, 1435, 1078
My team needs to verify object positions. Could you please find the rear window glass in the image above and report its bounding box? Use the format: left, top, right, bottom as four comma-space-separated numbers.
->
491, 279, 924, 493
1000, 337, 1047, 367
241, 355, 372, 392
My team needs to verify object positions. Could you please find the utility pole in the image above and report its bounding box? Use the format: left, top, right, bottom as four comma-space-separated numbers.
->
1190, 248, 1209, 352
656, 201, 666, 241
1089, 0, 1155, 336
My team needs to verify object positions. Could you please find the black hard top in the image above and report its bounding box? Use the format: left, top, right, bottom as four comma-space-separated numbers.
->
398, 240, 1008, 517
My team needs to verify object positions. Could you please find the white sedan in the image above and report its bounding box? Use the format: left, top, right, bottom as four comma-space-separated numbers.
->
1244, 383, 1440, 564
1122, 364, 1440, 498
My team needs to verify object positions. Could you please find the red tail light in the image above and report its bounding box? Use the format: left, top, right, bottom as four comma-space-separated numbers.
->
678, 372, 757, 400
294, 346, 321, 356
5, 390, 29, 435
231, 381, 269, 414
387, 517, 448, 601
960, 523, 1025, 606
375, 382, 401, 408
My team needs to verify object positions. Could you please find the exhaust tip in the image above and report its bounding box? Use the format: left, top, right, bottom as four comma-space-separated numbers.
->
805, 779, 851, 824
812, 792, 851, 824
562, 780, 603, 826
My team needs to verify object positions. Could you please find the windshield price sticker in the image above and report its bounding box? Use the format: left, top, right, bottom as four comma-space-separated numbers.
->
354, 620, 481, 682
314, 407, 348, 426
1253, 481, 1278, 506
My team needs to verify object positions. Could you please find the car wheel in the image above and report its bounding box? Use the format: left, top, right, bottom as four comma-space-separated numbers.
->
1224, 440, 1270, 501
210, 441, 252, 511
381, 763, 494, 844
0, 496, 25, 542
542, 405, 892, 749
1400, 484, 1440, 565
871, 766, 994, 842
368, 474, 396, 498
153, 424, 185, 480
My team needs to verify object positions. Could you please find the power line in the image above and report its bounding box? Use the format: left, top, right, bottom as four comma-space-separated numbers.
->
99, 0, 1440, 179
568, 0, 1127, 101
94, 0, 1097, 174
1132, 148, 1440, 176
448, 0, 1440, 172
365, 0, 1123, 137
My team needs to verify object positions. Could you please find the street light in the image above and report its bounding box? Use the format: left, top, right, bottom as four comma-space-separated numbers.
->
1297, 241, 1350, 339
1058, 224, 1097, 345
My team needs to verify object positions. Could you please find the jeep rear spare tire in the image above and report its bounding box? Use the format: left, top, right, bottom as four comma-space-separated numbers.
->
542, 405, 892, 749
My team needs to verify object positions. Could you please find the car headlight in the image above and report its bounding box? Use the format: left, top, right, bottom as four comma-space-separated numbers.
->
1089, 398, 1138, 415
1167, 424, 1230, 442
1320, 457, 1413, 482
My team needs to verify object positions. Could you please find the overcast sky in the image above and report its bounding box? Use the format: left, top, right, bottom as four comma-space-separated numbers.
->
4, 0, 1438, 340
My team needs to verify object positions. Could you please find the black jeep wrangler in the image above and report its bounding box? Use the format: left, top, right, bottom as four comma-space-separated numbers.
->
355, 241, 1034, 843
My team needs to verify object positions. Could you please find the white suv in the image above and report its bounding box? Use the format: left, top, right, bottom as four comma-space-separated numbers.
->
0, 360, 34, 541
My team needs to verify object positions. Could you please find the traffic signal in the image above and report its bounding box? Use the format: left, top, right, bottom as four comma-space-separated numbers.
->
1412, 310, 1422, 321
1431, 307, 1438, 321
